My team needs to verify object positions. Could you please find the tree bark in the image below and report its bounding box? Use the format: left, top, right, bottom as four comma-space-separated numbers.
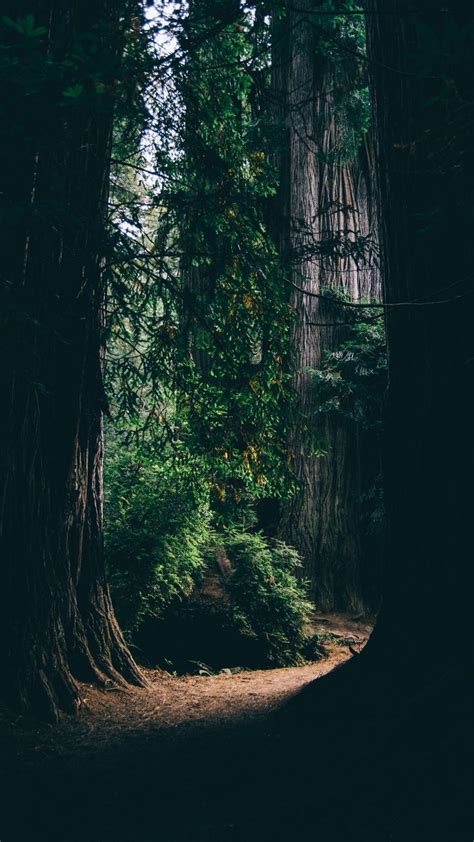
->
275, 1, 381, 611
0, 0, 145, 720
363, 0, 474, 663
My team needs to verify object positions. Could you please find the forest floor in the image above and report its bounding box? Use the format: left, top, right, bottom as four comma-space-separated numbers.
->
0, 613, 372, 842
1, 613, 471, 842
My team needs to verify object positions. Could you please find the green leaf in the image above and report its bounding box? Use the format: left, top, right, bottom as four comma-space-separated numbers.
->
2, 14, 47, 37
62, 84, 84, 99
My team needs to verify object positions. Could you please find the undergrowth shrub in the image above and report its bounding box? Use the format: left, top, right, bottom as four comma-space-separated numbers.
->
105, 446, 211, 632
105, 441, 313, 668
223, 531, 312, 666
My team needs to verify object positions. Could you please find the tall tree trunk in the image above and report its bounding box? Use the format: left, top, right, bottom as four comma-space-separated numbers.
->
364, 0, 474, 659
0, 0, 145, 720
275, 2, 381, 611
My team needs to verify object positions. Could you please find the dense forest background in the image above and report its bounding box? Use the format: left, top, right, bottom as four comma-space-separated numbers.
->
0, 2, 473, 839
1, 0, 393, 714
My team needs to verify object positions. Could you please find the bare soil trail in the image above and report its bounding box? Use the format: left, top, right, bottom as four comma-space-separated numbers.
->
0, 616, 373, 842
4, 613, 469, 842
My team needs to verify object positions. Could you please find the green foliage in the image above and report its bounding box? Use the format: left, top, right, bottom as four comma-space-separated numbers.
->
104, 438, 212, 632
310, 305, 387, 431
107, 4, 294, 519
105, 436, 311, 668
1, 15, 48, 39
307, 1, 371, 161
102, 8, 307, 659
105, 2, 379, 524
102, 4, 384, 652
309, 303, 387, 543
224, 531, 312, 666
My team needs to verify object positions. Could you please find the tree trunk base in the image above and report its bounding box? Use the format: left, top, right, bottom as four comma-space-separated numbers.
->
7, 600, 147, 723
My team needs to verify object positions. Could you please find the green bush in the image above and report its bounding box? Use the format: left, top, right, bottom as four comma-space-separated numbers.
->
223, 530, 312, 666
310, 310, 387, 432
105, 438, 313, 668
105, 445, 212, 633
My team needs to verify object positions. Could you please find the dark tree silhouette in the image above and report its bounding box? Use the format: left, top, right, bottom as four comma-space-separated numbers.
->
0, 0, 145, 720
364, 0, 474, 664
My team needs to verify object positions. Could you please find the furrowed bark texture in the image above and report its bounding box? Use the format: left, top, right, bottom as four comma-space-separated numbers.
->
275, 2, 381, 610
364, 0, 474, 662
0, 0, 145, 720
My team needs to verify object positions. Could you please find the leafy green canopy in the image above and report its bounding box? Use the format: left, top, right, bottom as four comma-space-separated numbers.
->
108, 2, 294, 512
104, 3, 314, 667
106, 1, 378, 514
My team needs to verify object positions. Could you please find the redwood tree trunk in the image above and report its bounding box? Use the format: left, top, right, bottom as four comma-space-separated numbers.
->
275, 2, 381, 611
0, 0, 145, 720
364, 0, 474, 662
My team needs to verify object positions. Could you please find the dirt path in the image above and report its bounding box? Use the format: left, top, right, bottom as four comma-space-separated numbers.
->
2, 613, 372, 750
77, 643, 351, 733
0, 642, 357, 764
0, 616, 373, 842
